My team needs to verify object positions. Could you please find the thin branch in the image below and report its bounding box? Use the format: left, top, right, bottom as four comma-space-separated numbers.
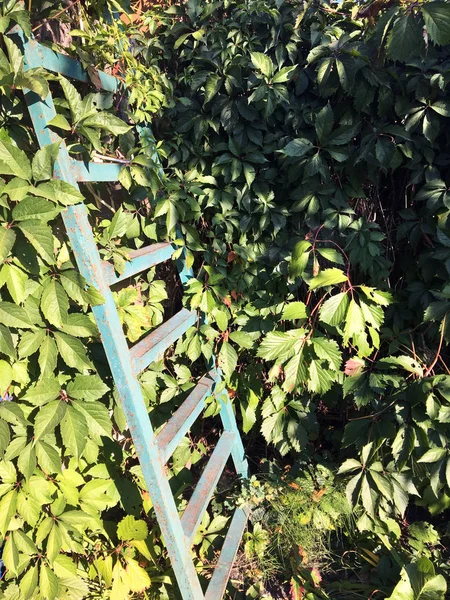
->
424, 314, 447, 378
32, 0, 82, 32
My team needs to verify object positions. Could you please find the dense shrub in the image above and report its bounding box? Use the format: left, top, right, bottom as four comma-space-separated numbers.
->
1, 0, 450, 598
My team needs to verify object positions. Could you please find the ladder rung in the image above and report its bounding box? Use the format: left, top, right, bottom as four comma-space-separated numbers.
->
130, 308, 196, 374
71, 159, 122, 182
204, 507, 249, 600
181, 431, 235, 545
157, 373, 215, 463
103, 242, 175, 285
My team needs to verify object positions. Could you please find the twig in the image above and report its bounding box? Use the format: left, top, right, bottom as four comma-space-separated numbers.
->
93, 152, 131, 165
32, 0, 82, 32
424, 314, 447, 377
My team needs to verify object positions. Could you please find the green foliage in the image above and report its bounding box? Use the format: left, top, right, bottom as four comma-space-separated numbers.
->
1, 0, 450, 597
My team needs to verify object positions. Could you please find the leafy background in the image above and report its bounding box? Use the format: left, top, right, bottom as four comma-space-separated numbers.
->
1, 0, 450, 598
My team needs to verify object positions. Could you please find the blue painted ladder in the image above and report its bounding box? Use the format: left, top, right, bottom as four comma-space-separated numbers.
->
11, 27, 249, 600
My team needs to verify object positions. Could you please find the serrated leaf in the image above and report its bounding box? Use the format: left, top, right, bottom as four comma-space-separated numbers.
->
204, 74, 221, 103
17, 443, 36, 480
3, 263, 27, 304
58, 313, 98, 338
34, 180, 84, 206
250, 52, 273, 78
309, 268, 348, 290
418, 447, 447, 463
17, 220, 54, 263
0, 302, 33, 329
12, 196, 60, 222
41, 280, 69, 328
282, 302, 307, 320
60, 405, 88, 459
311, 337, 342, 370
66, 374, 109, 401
117, 515, 148, 541
40, 563, 59, 600
18, 329, 46, 359
72, 400, 111, 438
218, 342, 238, 380
290, 240, 311, 278
54, 332, 94, 372
60, 76, 83, 122
36, 441, 62, 475
0, 139, 32, 180
282, 138, 313, 158
39, 335, 58, 377
81, 112, 132, 135
386, 13, 423, 62
0, 489, 17, 536
422, 2, 450, 46
0, 228, 16, 263
20, 564, 38, 600
34, 400, 67, 441
315, 104, 333, 144
32, 142, 61, 182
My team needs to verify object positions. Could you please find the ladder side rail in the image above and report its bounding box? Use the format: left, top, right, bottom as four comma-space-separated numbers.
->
12, 28, 118, 92
20, 44, 205, 600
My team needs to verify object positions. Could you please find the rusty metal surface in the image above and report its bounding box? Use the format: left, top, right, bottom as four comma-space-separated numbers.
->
103, 242, 175, 286
181, 431, 235, 545
204, 507, 249, 600
15, 25, 250, 600
130, 308, 196, 374
157, 373, 215, 463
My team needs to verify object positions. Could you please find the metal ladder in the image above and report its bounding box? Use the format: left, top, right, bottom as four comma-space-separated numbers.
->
11, 27, 249, 600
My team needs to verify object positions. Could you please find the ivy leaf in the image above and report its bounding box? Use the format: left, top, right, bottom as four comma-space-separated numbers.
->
311, 337, 342, 371
204, 74, 221, 104
81, 112, 132, 135
34, 180, 84, 206
290, 240, 311, 278
54, 332, 94, 372
0, 228, 16, 263
250, 52, 273, 78
40, 564, 59, 600
60, 405, 88, 459
308, 268, 348, 290
17, 220, 54, 263
282, 302, 307, 320
282, 138, 313, 158
17, 443, 36, 480
0, 302, 33, 329
0, 139, 32, 180
31, 142, 61, 182
66, 375, 110, 401
12, 197, 60, 222
34, 400, 67, 442
422, 2, 450, 46
72, 401, 111, 437
41, 280, 69, 328
60, 76, 83, 122
315, 104, 334, 145
39, 336, 58, 377
0, 490, 18, 536
218, 342, 238, 380
386, 13, 424, 62
117, 515, 148, 541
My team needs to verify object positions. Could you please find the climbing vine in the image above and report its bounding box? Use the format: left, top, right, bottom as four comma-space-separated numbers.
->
1, 0, 450, 598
